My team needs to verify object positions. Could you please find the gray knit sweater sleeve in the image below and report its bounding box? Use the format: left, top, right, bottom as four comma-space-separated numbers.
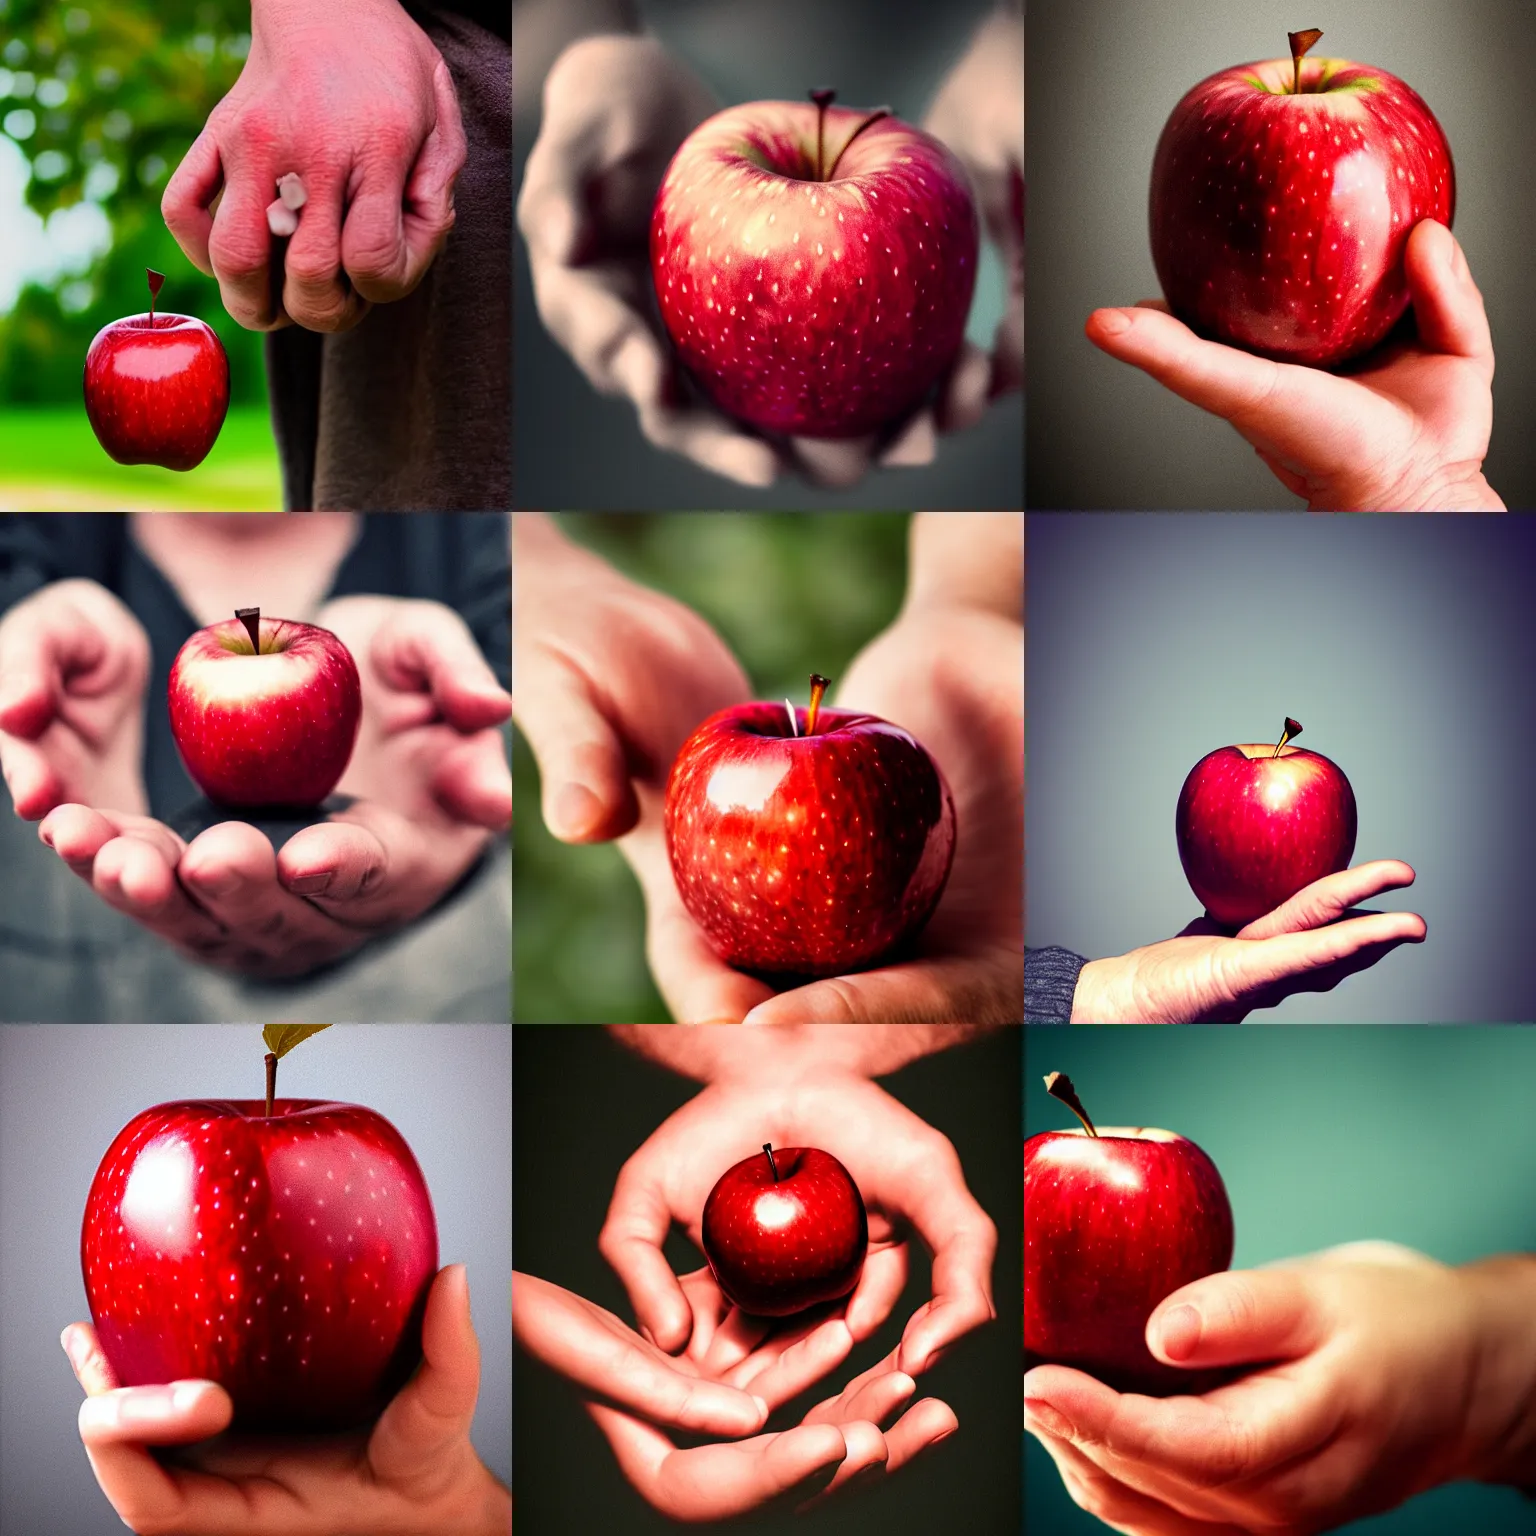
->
1025, 947, 1087, 1024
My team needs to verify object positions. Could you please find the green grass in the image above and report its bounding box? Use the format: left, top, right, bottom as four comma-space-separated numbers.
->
0, 406, 283, 510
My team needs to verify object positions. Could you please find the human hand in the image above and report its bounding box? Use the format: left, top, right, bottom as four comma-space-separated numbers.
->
162, 0, 466, 333
0, 579, 150, 821
37, 596, 509, 976
1024, 1242, 1509, 1533
1086, 221, 1503, 510
598, 1068, 996, 1388
517, 35, 983, 489
1070, 860, 1428, 1023
63, 1263, 510, 1535
924, 4, 1025, 402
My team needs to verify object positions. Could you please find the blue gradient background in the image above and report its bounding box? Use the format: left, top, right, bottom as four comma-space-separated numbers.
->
1026, 512, 1536, 1022
1024, 1024, 1536, 1533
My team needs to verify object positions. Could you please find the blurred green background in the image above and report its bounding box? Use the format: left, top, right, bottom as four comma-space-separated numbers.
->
512, 512, 912, 1023
0, 0, 279, 508
1024, 1025, 1536, 1534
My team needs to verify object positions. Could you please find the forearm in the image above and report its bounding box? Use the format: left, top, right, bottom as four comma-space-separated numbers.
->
903, 512, 1023, 625
1460, 1255, 1536, 1489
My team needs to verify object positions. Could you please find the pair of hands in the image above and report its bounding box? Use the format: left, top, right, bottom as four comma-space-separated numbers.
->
1089, 219, 1503, 511
1071, 861, 1428, 1023
513, 519, 1023, 1023
514, 1061, 998, 1520
62, 1265, 510, 1535
162, 0, 466, 333
517, 13, 1023, 488
0, 580, 511, 977
1026, 1243, 1533, 1534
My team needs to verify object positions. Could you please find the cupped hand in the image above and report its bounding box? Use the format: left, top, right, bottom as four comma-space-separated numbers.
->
597, 1069, 996, 1390
1071, 860, 1428, 1023
518, 35, 987, 489
1087, 221, 1503, 511
162, 0, 466, 333
63, 1264, 510, 1535
37, 596, 509, 976
0, 579, 150, 821
1025, 1243, 1484, 1534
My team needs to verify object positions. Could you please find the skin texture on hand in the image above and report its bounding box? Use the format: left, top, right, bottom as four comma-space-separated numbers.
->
36, 596, 511, 977
0, 579, 151, 821
1025, 1243, 1536, 1534
63, 1264, 510, 1536
597, 1069, 997, 1392
1071, 860, 1428, 1023
1087, 221, 1503, 511
517, 30, 1009, 490
162, 0, 466, 333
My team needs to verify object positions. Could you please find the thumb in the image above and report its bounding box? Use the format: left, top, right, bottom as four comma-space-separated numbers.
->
1403, 219, 1493, 376
369, 1264, 480, 1484
1147, 1268, 1323, 1370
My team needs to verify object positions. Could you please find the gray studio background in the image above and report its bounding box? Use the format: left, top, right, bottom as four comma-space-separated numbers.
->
513, 0, 1022, 510
1027, 0, 1536, 510
0, 1023, 511, 1534
1024, 1025, 1536, 1534
513, 1025, 1022, 1533
1026, 513, 1536, 1022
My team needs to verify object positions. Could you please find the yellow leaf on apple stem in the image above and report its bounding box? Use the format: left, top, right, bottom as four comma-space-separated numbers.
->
262, 1023, 333, 1059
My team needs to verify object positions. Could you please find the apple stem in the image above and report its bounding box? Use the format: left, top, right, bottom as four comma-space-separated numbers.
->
762, 1143, 780, 1182
1272, 715, 1302, 758
824, 106, 892, 181
236, 607, 262, 653
264, 1051, 277, 1117
1288, 28, 1323, 94
146, 268, 165, 328
805, 674, 830, 736
1044, 1071, 1098, 1138
809, 88, 836, 179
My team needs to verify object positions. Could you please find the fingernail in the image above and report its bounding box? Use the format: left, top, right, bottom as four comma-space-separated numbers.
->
1094, 309, 1132, 336
189, 867, 241, 898
286, 870, 333, 896
60, 1326, 80, 1363
1025, 1398, 1074, 1440
171, 1381, 213, 1414
1156, 1303, 1202, 1362
551, 781, 602, 838
751, 1394, 769, 1422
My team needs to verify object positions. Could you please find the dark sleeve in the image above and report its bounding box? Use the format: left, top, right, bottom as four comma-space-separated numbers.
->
1025, 946, 1088, 1025
0, 514, 129, 617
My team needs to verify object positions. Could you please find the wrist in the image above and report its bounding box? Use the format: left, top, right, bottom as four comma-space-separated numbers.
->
1457, 1256, 1536, 1487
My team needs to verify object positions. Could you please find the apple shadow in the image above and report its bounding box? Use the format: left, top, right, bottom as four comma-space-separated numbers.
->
167, 794, 358, 852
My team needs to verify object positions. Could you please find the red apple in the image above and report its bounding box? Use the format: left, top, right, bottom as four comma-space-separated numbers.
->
1176, 716, 1357, 928
702, 1142, 868, 1317
1150, 29, 1455, 366
83, 268, 230, 471
168, 606, 362, 808
1026, 1073, 1234, 1396
664, 673, 956, 977
651, 88, 979, 437
80, 1027, 438, 1432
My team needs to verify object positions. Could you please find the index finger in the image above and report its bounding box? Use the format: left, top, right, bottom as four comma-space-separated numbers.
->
598, 1156, 695, 1354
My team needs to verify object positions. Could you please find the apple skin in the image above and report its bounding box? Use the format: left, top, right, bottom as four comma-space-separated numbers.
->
83, 312, 231, 471
664, 701, 956, 977
1150, 53, 1454, 367
168, 614, 362, 809
701, 1146, 868, 1317
651, 100, 979, 437
1176, 742, 1357, 928
81, 1097, 439, 1432
1025, 1125, 1234, 1396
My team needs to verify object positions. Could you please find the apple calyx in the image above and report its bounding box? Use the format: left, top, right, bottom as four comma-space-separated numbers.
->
236, 606, 262, 654
1272, 715, 1303, 759
805, 89, 892, 182
1287, 28, 1323, 94
1044, 1071, 1099, 1138
146, 268, 165, 329
804, 674, 830, 736
260, 1024, 333, 1116
762, 1142, 781, 1182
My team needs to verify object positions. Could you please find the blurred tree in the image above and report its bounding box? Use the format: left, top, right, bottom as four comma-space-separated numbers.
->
0, 0, 267, 402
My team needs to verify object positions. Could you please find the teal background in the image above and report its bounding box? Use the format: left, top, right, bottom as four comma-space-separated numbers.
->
1023, 1024, 1536, 1533
512, 511, 911, 1023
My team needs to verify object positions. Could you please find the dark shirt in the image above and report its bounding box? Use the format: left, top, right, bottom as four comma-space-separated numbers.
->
1025, 946, 1087, 1024
0, 514, 509, 822
431, 1, 510, 39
